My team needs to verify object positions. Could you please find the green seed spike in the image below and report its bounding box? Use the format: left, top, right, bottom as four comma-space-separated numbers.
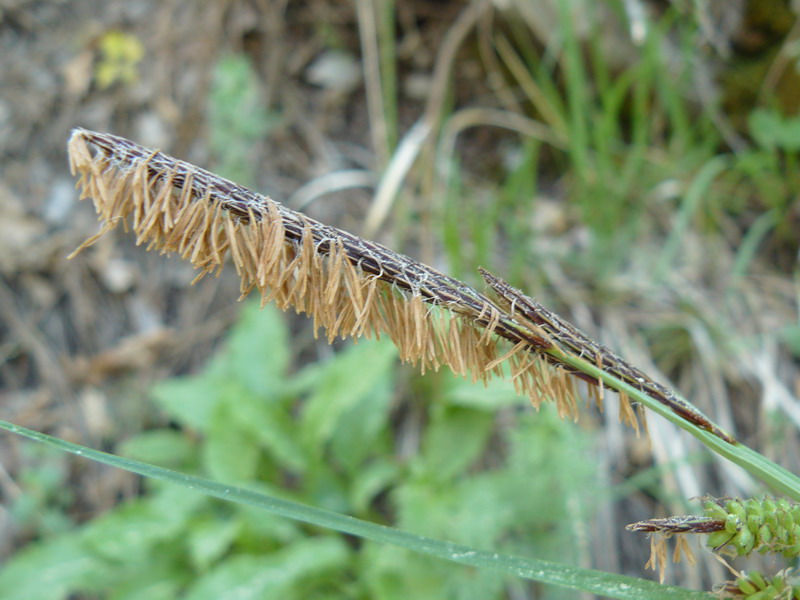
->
629, 497, 800, 585
699, 496, 800, 558
719, 569, 800, 599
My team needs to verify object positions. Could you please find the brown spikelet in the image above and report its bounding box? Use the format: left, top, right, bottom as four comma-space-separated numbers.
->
68, 129, 557, 400
67, 129, 736, 443
627, 514, 720, 583
476, 267, 736, 444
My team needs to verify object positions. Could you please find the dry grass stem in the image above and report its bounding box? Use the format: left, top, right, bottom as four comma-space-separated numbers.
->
67, 129, 735, 440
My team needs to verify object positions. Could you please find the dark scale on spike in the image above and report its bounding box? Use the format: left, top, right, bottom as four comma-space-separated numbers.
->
68, 128, 735, 443
477, 267, 736, 444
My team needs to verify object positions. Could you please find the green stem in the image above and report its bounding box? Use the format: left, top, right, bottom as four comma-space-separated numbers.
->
551, 347, 800, 501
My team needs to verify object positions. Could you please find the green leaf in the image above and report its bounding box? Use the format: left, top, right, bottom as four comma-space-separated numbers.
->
300, 340, 396, 454
349, 457, 401, 513
780, 324, 800, 358
208, 53, 279, 186
749, 108, 800, 151
80, 501, 170, 562
439, 371, 526, 410
418, 407, 494, 481
233, 484, 302, 545
203, 394, 261, 483
360, 544, 454, 600
228, 393, 307, 473
303, 461, 350, 514
394, 479, 492, 542
95, 558, 187, 600
187, 517, 240, 572
0, 421, 715, 599
225, 302, 291, 396
81, 485, 205, 562
150, 374, 221, 432
0, 536, 101, 600
184, 537, 350, 600
119, 430, 195, 467
329, 377, 393, 472
106, 569, 184, 600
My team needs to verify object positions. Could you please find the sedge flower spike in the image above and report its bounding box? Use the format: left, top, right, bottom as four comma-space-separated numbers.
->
67, 128, 734, 441
627, 496, 800, 587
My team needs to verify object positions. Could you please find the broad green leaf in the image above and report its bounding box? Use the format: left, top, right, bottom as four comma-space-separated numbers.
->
187, 517, 240, 572
394, 477, 511, 547
445, 563, 506, 600
225, 302, 290, 396
781, 324, 800, 357
225, 386, 307, 473
108, 573, 183, 600
80, 500, 172, 563
349, 457, 401, 513
281, 360, 325, 397
184, 537, 350, 600
203, 394, 260, 483
98, 560, 187, 600
0, 536, 101, 600
119, 430, 195, 467
417, 407, 494, 481
208, 53, 279, 186
361, 544, 450, 600
150, 303, 293, 433
329, 377, 393, 472
499, 411, 596, 527
303, 460, 351, 514
749, 108, 800, 151
81, 485, 205, 562
300, 340, 396, 453
150, 374, 221, 432
439, 371, 526, 410
234, 484, 301, 546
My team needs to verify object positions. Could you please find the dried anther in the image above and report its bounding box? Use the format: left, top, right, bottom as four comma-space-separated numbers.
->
67, 129, 568, 412
67, 128, 734, 440
627, 515, 722, 583
479, 267, 735, 443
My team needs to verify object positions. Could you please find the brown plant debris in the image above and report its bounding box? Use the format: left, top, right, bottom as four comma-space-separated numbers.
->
67, 128, 736, 441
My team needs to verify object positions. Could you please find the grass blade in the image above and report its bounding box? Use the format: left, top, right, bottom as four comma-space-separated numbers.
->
0, 419, 711, 600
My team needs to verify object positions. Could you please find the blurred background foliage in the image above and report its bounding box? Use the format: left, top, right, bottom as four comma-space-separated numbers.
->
0, 0, 799, 597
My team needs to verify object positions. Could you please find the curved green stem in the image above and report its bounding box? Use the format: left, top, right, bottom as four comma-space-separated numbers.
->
552, 347, 800, 501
